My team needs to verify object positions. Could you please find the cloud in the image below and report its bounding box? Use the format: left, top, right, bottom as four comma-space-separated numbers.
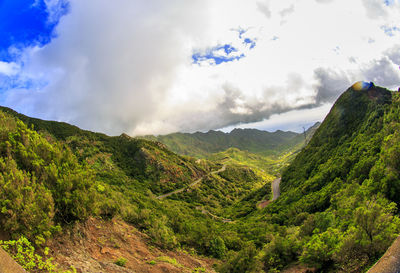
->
257, 1, 271, 18
381, 25, 400, 37
43, 0, 70, 23
385, 45, 400, 65
279, 5, 295, 17
5, 0, 210, 134
2, 0, 400, 136
362, 0, 388, 19
314, 68, 351, 104
315, 0, 334, 3
361, 57, 400, 88
134, 74, 318, 134
0, 61, 19, 76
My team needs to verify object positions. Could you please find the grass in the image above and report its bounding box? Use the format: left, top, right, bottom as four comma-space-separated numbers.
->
157, 256, 182, 267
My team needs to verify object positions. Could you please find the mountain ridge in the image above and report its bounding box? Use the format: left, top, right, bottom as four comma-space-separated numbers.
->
143, 123, 320, 158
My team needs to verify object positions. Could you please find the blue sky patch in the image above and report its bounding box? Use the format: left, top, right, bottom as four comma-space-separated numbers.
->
0, 0, 69, 62
243, 38, 256, 49
223, 44, 237, 55
381, 25, 400, 37
233, 28, 257, 49
233, 27, 247, 39
192, 28, 257, 65
384, 0, 395, 6
1, 75, 40, 90
192, 44, 245, 65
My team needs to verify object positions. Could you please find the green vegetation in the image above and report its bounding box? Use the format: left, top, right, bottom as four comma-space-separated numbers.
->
0, 106, 268, 270
143, 124, 319, 158
1, 85, 400, 272
0, 236, 76, 273
208, 147, 292, 176
157, 256, 183, 267
114, 257, 127, 267
0, 111, 95, 241
250, 86, 400, 272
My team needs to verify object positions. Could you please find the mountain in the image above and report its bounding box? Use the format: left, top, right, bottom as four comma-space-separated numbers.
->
144, 124, 319, 158
0, 106, 213, 196
2, 84, 400, 273
0, 106, 269, 272
251, 85, 400, 272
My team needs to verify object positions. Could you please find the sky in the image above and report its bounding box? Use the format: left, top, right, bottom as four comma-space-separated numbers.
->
0, 0, 400, 136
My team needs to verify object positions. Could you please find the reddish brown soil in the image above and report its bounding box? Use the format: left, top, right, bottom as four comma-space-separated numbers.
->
48, 217, 217, 273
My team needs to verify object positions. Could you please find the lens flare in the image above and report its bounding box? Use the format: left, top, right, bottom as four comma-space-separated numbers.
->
352, 81, 374, 91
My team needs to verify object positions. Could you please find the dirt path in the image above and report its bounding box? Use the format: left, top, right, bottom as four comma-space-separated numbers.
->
195, 206, 233, 223
156, 163, 228, 200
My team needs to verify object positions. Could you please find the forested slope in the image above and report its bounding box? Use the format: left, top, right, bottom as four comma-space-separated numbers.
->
248, 85, 400, 272
2, 84, 400, 273
0, 107, 269, 272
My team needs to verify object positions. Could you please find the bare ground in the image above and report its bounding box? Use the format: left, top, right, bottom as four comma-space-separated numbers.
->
48, 217, 217, 273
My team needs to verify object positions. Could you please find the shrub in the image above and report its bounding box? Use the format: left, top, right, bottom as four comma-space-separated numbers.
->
114, 257, 127, 267
0, 236, 57, 272
209, 236, 226, 258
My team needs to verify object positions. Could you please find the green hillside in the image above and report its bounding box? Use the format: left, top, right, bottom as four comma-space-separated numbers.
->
2, 84, 400, 273
249, 85, 400, 272
0, 106, 272, 271
144, 125, 319, 158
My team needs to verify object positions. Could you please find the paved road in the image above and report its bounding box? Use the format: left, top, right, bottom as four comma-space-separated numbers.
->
0, 248, 26, 273
367, 235, 400, 273
156, 163, 228, 200
272, 177, 281, 201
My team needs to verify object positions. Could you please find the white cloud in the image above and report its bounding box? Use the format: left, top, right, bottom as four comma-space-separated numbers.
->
3, 0, 400, 136
0, 61, 19, 76
362, 0, 388, 19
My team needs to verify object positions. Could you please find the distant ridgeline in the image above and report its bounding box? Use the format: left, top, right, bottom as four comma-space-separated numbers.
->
143, 123, 320, 158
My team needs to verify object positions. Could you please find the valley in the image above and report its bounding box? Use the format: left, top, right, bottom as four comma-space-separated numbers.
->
1, 84, 400, 273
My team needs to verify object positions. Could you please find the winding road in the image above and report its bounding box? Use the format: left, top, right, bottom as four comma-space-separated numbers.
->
272, 177, 281, 201
258, 177, 281, 208
156, 163, 228, 200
